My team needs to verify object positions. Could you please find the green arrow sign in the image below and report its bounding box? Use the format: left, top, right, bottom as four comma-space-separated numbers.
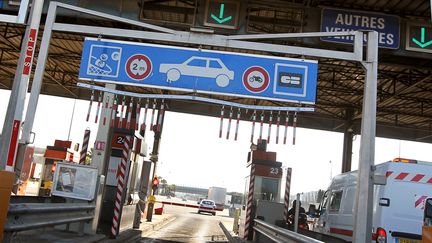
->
210, 3, 232, 24
412, 27, 432, 49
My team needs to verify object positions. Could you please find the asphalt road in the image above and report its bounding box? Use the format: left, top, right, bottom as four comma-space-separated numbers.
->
140, 202, 234, 243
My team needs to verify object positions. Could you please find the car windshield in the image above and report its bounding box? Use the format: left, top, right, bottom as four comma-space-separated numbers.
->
201, 201, 214, 206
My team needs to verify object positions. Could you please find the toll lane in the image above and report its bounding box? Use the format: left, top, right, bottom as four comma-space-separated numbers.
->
140, 203, 234, 243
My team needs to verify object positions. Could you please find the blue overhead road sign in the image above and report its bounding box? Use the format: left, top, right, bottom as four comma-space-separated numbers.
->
321, 8, 400, 49
79, 38, 318, 104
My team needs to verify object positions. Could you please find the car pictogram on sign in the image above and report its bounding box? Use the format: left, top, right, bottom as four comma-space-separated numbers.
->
242, 66, 270, 93
159, 56, 234, 87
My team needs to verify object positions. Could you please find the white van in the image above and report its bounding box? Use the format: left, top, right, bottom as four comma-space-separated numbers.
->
312, 158, 430, 243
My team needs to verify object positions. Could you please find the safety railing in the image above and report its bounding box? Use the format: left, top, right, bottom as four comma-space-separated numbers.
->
4, 202, 95, 241
253, 219, 325, 243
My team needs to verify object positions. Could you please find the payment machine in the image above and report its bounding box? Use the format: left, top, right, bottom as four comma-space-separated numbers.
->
239, 140, 284, 240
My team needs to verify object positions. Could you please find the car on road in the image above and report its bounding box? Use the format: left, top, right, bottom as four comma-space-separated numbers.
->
159, 56, 234, 87
198, 199, 216, 216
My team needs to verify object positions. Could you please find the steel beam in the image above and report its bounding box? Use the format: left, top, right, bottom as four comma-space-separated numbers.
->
353, 31, 378, 243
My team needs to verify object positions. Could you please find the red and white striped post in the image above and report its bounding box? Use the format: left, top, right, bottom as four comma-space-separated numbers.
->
244, 164, 256, 240
259, 112, 264, 142
250, 111, 256, 143
102, 96, 110, 126
226, 107, 233, 140
86, 91, 94, 122
284, 167, 292, 222
157, 99, 165, 132
267, 112, 273, 144
234, 108, 241, 141
150, 99, 157, 131
140, 99, 149, 136
135, 99, 141, 131
283, 111, 290, 145
118, 97, 126, 128
276, 111, 281, 144
79, 129, 91, 165
110, 96, 118, 128
94, 92, 102, 123
219, 106, 225, 138
125, 98, 133, 129
111, 135, 132, 237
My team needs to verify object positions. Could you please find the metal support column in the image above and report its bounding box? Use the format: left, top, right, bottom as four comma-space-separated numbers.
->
341, 109, 354, 173
150, 108, 165, 178
353, 31, 378, 243
0, 0, 44, 171
89, 83, 116, 234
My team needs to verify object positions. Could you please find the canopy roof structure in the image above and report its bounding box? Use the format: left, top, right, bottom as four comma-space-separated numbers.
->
0, 0, 431, 142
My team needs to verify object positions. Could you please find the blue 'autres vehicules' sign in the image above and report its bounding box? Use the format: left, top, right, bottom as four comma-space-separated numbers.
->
321, 8, 400, 49
79, 38, 318, 104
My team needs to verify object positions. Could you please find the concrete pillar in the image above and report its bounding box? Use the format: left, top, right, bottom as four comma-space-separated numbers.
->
341, 109, 354, 173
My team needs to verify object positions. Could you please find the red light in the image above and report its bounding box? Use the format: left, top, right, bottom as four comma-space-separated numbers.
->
375, 227, 387, 243
152, 177, 159, 186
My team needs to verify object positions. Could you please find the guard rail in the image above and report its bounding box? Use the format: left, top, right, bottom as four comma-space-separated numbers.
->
4, 202, 95, 241
253, 219, 325, 243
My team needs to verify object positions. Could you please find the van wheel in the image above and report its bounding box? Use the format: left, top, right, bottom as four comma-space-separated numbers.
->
198, 210, 201, 214
212, 212, 216, 216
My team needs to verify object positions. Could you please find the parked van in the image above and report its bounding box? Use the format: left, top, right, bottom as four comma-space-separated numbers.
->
312, 158, 430, 243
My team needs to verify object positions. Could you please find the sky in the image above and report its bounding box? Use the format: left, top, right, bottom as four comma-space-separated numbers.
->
1, 89, 432, 195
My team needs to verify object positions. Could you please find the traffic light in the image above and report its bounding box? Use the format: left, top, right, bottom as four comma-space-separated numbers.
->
151, 176, 159, 194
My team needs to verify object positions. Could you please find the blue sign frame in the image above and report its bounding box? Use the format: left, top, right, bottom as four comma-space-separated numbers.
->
321, 8, 400, 49
79, 38, 318, 104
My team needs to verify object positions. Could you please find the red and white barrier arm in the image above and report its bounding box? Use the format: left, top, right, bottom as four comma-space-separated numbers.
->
250, 111, 256, 143
234, 108, 241, 141
135, 99, 141, 131
259, 112, 264, 142
267, 112, 273, 144
126, 98, 133, 129
276, 111, 281, 144
293, 112, 298, 145
94, 92, 102, 124
283, 111, 290, 145
226, 107, 233, 140
86, 91, 94, 122
150, 99, 157, 131
219, 106, 225, 138
157, 99, 165, 132
110, 96, 118, 128
111, 136, 131, 237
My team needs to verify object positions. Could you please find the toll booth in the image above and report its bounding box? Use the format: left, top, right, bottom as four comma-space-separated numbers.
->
98, 123, 150, 235
38, 140, 77, 196
239, 140, 284, 240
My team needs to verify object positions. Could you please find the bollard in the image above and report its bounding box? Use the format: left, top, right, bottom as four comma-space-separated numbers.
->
146, 195, 156, 222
